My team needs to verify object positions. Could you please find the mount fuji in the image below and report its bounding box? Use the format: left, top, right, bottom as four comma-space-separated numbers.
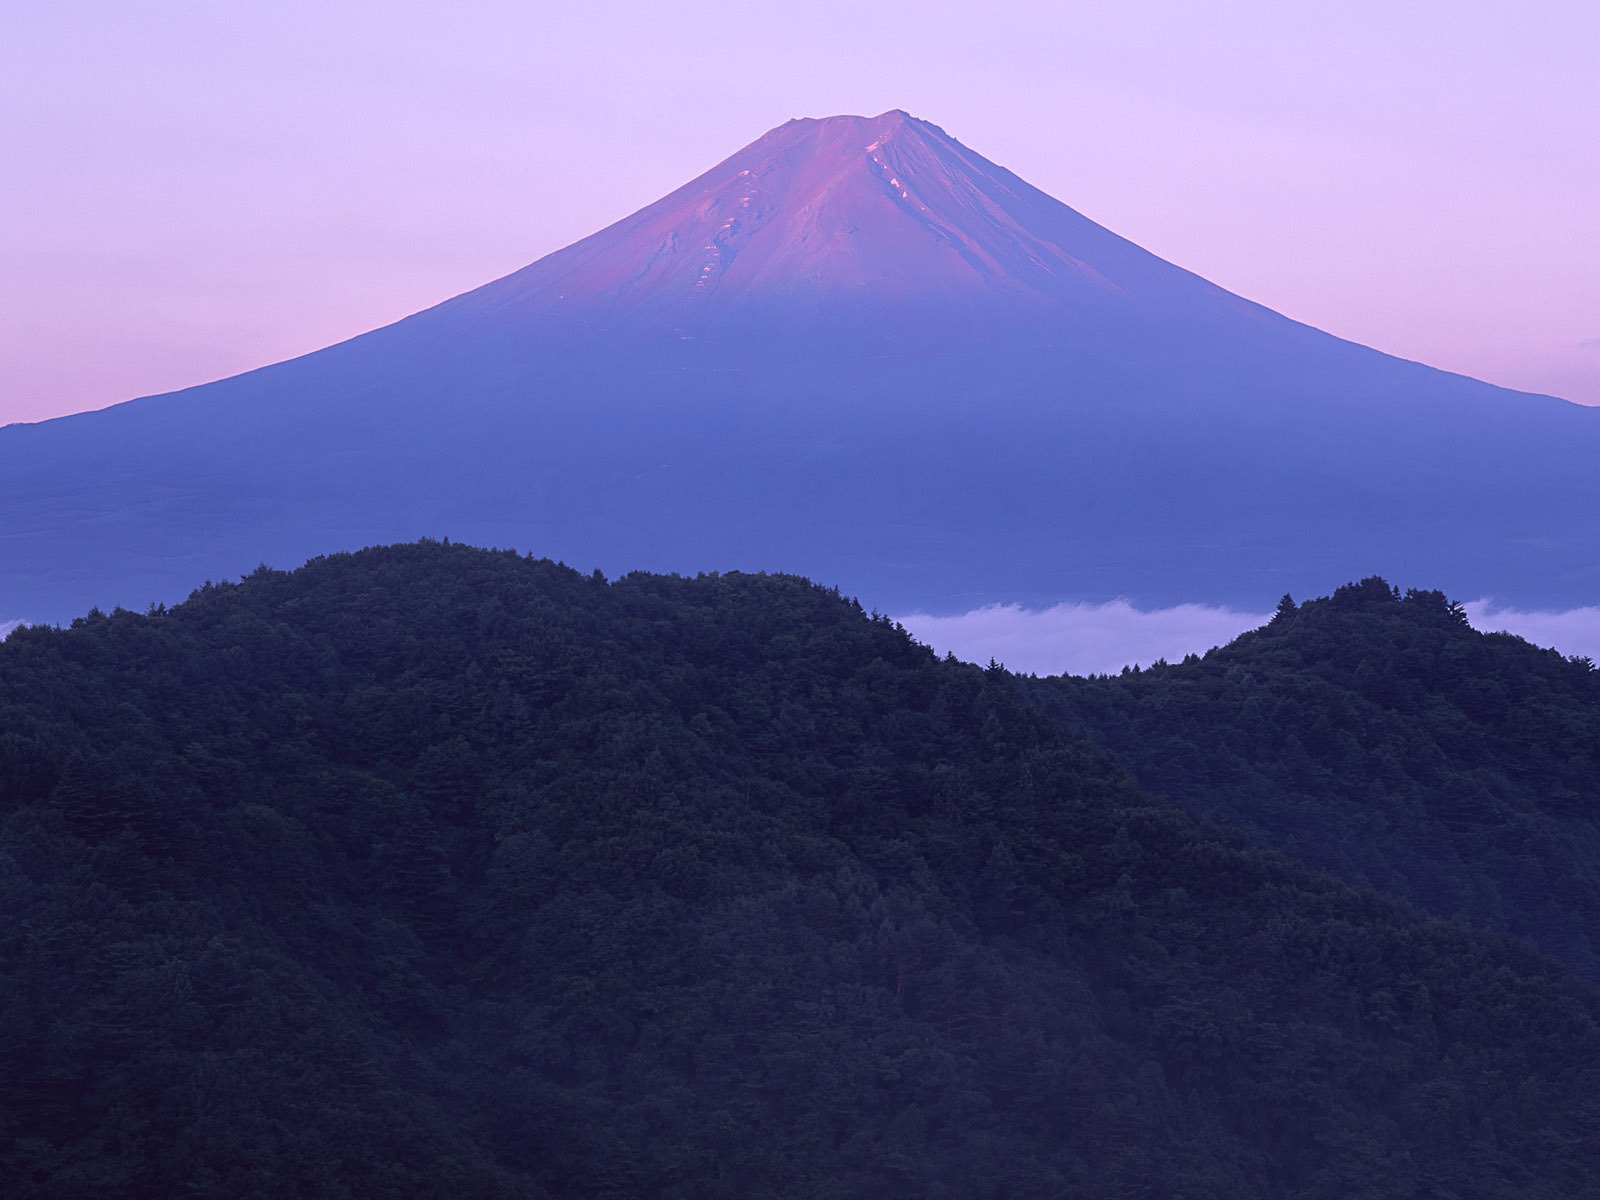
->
5, 110, 1598, 624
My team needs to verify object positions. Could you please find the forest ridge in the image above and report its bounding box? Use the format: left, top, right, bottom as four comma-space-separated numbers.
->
2, 542, 1598, 1197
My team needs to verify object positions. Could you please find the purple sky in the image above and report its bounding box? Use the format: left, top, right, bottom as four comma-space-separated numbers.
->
3, 1, 1597, 425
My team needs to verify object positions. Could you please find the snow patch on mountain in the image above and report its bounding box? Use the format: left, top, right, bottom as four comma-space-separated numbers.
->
439, 108, 1208, 336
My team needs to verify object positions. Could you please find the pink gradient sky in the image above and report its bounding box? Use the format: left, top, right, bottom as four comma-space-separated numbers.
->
3, 1, 1597, 425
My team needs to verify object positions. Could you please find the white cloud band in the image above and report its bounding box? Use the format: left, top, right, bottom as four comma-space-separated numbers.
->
1462, 601, 1600, 662
897, 600, 1274, 677
899, 599, 1600, 677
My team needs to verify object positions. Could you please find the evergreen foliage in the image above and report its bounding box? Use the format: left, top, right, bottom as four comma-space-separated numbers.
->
1032, 576, 1600, 978
3, 546, 1599, 1196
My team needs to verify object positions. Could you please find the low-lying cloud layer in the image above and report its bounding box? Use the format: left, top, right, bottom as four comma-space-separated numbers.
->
899, 599, 1600, 678
897, 601, 1275, 677
1463, 601, 1600, 662
5, 604, 1596, 675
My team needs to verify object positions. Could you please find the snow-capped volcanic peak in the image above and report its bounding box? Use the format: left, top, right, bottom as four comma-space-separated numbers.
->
6, 105, 1598, 636
454, 110, 1194, 335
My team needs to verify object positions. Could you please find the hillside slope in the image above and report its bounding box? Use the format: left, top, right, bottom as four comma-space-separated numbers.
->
1028, 578, 1600, 979
3, 544, 1599, 1196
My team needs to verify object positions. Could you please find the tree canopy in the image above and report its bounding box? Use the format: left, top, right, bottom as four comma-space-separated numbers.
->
3, 546, 1598, 1197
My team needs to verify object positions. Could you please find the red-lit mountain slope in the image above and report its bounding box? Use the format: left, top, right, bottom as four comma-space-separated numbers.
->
444, 111, 1238, 333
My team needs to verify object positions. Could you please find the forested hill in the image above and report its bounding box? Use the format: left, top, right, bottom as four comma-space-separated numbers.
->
1028, 577, 1600, 980
4, 544, 1600, 1197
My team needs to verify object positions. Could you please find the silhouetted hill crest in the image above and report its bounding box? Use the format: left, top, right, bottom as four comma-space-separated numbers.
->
1034, 575, 1600, 980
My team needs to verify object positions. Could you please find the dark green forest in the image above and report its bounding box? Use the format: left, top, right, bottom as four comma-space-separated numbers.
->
3, 544, 1599, 1197
1029, 578, 1600, 980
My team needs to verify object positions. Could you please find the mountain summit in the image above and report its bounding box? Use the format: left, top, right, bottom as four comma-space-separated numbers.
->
444, 110, 1223, 338
3, 111, 1599, 624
